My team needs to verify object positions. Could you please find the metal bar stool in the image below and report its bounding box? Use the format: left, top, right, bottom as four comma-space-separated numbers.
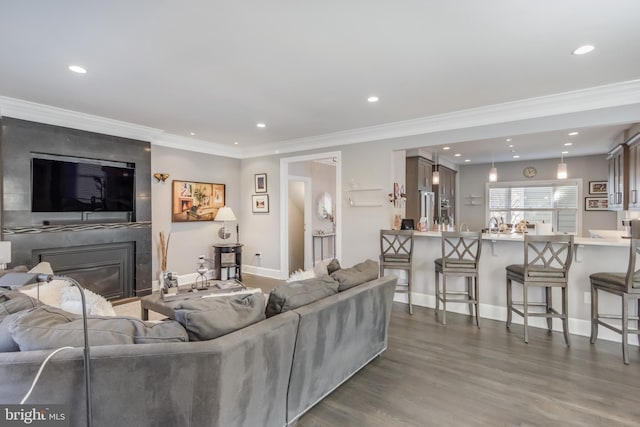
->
380, 229, 415, 314
506, 234, 574, 345
590, 219, 640, 364
434, 231, 482, 326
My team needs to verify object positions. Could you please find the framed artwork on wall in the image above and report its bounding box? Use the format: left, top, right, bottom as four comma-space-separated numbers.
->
589, 181, 608, 194
255, 173, 267, 193
585, 196, 608, 211
171, 180, 225, 222
252, 194, 269, 213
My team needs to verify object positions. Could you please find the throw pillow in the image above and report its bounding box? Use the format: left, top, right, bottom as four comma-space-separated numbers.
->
173, 292, 266, 341
18, 280, 116, 316
326, 258, 341, 275
330, 259, 379, 291
0, 289, 41, 352
287, 268, 316, 283
10, 306, 188, 351
265, 275, 339, 318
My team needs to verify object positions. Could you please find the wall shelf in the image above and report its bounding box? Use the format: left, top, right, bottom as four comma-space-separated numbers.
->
345, 188, 384, 207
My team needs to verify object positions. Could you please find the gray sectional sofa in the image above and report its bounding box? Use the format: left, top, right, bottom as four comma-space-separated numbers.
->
0, 273, 397, 427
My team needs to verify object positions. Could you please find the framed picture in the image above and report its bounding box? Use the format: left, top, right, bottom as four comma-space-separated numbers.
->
585, 197, 608, 211
589, 181, 608, 194
255, 173, 267, 193
252, 194, 269, 213
172, 180, 225, 222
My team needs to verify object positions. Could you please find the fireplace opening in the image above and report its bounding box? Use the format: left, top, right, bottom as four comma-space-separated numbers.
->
32, 242, 135, 301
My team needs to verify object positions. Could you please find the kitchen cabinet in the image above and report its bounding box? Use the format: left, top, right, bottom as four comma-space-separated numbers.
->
405, 156, 433, 222
626, 133, 640, 210
607, 144, 629, 211
434, 165, 456, 222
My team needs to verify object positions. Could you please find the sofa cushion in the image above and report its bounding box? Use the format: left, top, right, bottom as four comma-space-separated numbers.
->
9, 306, 188, 351
330, 259, 379, 291
0, 289, 41, 352
173, 292, 266, 341
265, 276, 339, 318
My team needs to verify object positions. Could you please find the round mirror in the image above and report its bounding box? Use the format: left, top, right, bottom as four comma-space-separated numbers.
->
317, 192, 333, 221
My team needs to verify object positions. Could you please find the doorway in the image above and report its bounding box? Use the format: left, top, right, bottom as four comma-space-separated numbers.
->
280, 151, 341, 277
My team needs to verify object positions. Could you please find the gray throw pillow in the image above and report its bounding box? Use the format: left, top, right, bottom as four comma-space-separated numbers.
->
10, 306, 188, 351
330, 259, 379, 291
173, 292, 266, 341
265, 275, 339, 318
326, 258, 341, 275
0, 289, 41, 352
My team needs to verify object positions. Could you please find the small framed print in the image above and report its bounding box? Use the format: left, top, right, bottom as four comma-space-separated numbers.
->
252, 194, 269, 213
585, 197, 608, 211
255, 173, 267, 193
589, 181, 608, 195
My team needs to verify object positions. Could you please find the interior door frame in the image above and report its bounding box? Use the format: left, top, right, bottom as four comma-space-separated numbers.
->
280, 151, 341, 277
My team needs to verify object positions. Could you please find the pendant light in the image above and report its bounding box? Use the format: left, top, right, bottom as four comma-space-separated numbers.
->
489, 153, 497, 182
557, 152, 567, 179
432, 152, 440, 185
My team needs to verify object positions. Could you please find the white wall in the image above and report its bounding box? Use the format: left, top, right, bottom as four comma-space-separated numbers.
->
151, 145, 241, 277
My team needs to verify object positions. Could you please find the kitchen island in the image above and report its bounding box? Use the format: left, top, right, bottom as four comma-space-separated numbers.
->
391, 231, 636, 345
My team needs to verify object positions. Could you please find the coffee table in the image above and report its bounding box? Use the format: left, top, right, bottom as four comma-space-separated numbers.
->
140, 287, 261, 320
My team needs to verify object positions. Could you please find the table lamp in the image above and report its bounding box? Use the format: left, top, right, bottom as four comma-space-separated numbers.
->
215, 206, 236, 241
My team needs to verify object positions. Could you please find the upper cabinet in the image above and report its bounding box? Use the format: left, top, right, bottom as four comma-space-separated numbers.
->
434, 165, 456, 220
607, 144, 628, 211
627, 133, 640, 210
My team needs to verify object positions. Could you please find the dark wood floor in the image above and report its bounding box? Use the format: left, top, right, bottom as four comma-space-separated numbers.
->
297, 302, 640, 427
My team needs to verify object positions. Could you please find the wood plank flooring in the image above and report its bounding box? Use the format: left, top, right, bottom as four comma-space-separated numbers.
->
297, 302, 640, 427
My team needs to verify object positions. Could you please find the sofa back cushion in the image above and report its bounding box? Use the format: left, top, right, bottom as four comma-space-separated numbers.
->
0, 289, 41, 352
9, 306, 188, 351
265, 276, 339, 318
173, 292, 266, 341
330, 259, 379, 291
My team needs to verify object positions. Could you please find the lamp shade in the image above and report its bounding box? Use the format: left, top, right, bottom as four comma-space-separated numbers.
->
557, 162, 568, 179
432, 170, 440, 185
0, 241, 11, 264
214, 206, 236, 222
489, 167, 498, 182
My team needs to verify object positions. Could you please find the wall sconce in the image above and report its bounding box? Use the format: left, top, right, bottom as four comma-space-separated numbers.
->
153, 173, 170, 182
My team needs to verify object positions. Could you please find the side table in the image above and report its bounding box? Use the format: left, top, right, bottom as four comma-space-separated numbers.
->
213, 243, 243, 281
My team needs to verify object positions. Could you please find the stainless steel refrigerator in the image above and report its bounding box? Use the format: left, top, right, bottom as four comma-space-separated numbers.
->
419, 191, 435, 230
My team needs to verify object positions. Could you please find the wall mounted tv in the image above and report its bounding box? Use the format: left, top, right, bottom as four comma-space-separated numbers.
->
32, 155, 135, 212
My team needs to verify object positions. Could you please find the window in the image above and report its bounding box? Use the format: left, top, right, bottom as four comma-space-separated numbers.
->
487, 180, 581, 234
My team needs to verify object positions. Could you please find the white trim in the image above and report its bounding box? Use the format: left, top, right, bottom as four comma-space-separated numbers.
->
394, 292, 639, 346
242, 265, 286, 280
280, 152, 342, 278
3, 79, 640, 159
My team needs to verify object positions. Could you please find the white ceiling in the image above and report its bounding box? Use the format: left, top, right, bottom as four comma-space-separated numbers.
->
1, 1, 640, 162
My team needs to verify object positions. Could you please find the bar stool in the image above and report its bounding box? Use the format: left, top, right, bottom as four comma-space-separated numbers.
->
590, 219, 640, 364
434, 231, 482, 326
380, 229, 415, 314
506, 234, 574, 345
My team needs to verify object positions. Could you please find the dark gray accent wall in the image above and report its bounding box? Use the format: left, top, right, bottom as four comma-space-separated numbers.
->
0, 117, 152, 296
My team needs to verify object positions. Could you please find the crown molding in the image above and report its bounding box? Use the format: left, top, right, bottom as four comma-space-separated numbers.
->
3, 79, 640, 160
242, 79, 640, 158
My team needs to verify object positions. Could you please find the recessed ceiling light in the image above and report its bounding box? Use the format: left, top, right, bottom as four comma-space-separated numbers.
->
190, 132, 196, 136
508, 144, 514, 148
454, 153, 461, 157
442, 146, 450, 150
568, 131, 579, 136
68, 65, 87, 74
562, 151, 569, 154
511, 150, 516, 153
367, 96, 379, 103
234, 141, 239, 145
572, 45, 595, 55
564, 142, 573, 146
257, 123, 266, 128
513, 155, 520, 159
464, 159, 470, 163
506, 138, 512, 142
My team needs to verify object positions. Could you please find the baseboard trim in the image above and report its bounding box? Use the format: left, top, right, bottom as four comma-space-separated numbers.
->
394, 292, 639, 346
242, 265, 286, 280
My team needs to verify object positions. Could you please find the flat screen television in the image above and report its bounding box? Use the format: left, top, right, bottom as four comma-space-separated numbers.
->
32, 156, 135, 212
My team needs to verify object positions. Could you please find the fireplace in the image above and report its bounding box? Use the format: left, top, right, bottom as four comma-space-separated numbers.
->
32, 242, 135, 301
